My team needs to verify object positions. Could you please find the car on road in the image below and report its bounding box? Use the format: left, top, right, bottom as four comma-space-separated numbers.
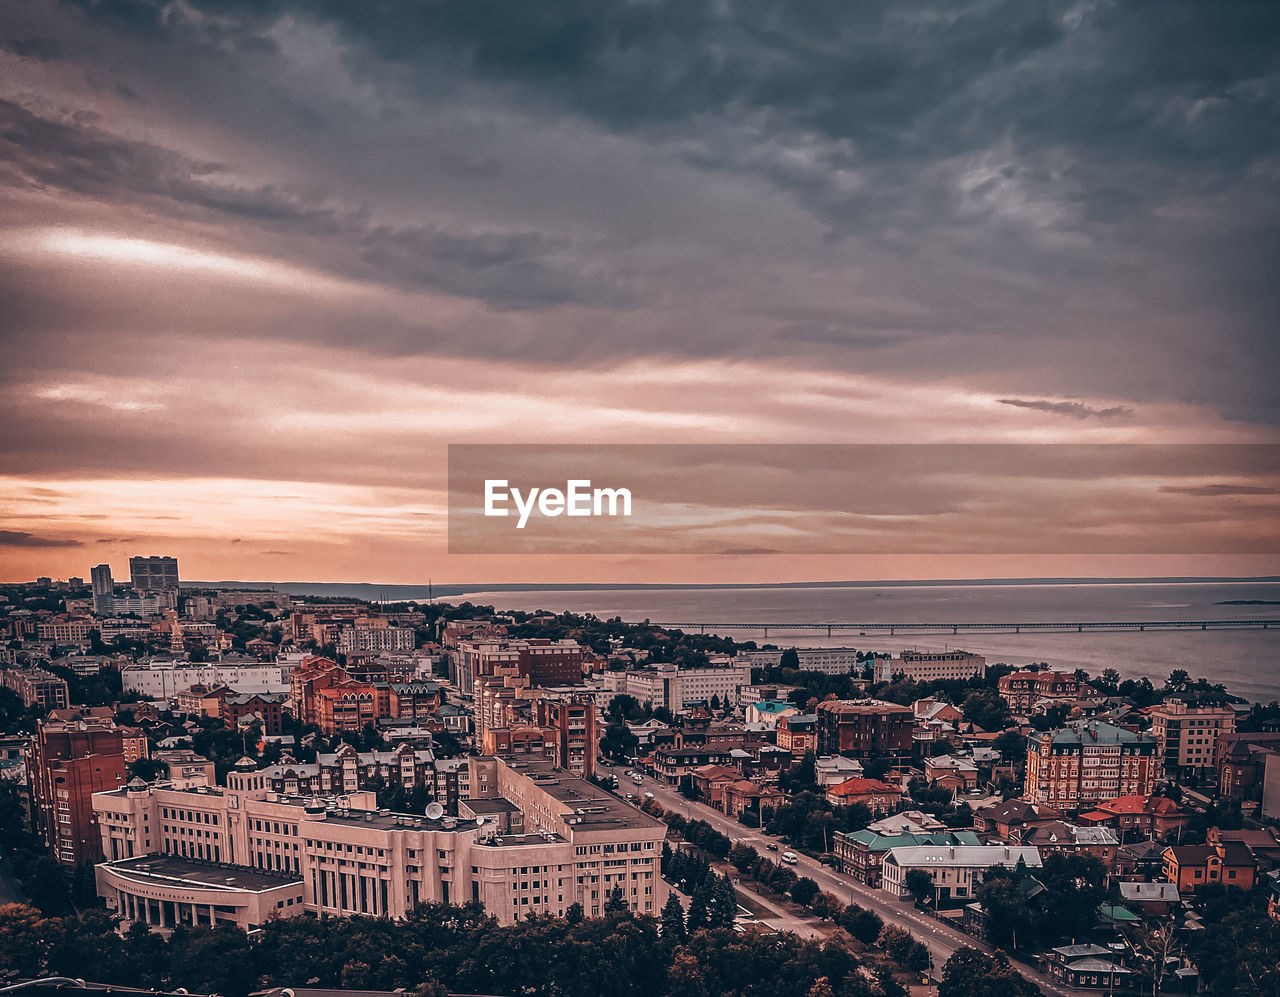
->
781, 851, 798, 864
644, 792, 654, 799
765, 842, 779, 851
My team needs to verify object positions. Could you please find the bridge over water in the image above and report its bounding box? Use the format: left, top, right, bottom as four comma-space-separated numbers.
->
632, 619, 1278, 637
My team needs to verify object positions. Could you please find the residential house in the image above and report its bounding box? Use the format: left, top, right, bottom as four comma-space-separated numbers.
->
1162, 842, 1256, 893
825, 777, 902, 814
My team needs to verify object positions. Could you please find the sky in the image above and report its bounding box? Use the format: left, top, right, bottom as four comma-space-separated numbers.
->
1, 0, 1279, 585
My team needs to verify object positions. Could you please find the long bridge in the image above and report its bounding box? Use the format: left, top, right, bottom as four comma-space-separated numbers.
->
631, 619, 1278, 637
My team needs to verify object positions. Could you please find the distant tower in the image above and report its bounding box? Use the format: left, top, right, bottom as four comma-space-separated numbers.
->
128, 555, 179, 593
90, 564, 114, 614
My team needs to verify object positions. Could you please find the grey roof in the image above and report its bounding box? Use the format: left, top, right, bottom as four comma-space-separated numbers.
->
1119, 881, 1180, 903
885, 844, 1042, 869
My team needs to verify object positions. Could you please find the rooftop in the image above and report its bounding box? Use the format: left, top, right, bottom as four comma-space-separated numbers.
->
105, 855, 300, 892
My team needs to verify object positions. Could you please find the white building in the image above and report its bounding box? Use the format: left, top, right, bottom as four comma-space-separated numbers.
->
338, 626, 417, 654
619, 661, 752, 712
881, 844, 1041, 900
875, 650, 986, 684
121, 659, 292, 698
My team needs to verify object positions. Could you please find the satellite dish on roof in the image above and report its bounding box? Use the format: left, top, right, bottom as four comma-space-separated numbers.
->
425, 802, 445, 820
475, 815, 486, 826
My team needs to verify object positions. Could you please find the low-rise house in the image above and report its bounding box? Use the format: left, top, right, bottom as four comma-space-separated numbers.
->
973, 798, 1062, 838
690, 764, 740, 809
1017, 821, 1119, 867
776, 713, 816, 754
923, 754, 979, 790
721, 779, 785, 819
1207, 826, 1280, 871
867, 810, 946, 835
881, 843, 1042, 902
1115, 839, 1164, 880
745, 700, 799, 729
1078, 794, 1188, 841
834, 828, 980, 887
1162, 841, 1256, 893
826, 777, 902, 814
1039, 945, 1133, 991
814, 755, 864, 786
1117, 881, 1180, 916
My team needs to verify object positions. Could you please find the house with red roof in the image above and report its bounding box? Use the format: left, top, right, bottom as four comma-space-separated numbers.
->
1078, 794, 1188, 841
825, 777, 903, 814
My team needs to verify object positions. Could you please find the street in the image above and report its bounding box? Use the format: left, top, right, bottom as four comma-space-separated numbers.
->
606, 764, 1083, 997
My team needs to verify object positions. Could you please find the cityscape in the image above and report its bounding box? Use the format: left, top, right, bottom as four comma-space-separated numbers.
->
3, 0, 1280, 995
0, 562, 1277, 996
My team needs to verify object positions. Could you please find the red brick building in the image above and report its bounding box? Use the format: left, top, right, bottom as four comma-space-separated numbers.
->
815, 700, 912, 759
221, 693, 287, 736
28, 719, 129, 865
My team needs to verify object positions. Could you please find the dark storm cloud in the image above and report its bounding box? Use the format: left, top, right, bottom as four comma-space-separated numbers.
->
2, 0, 1279, 421
1159, 484, 1280, 497
0, 98, 630, 309
998, 398, 1135, 420
0, 530, 81, 548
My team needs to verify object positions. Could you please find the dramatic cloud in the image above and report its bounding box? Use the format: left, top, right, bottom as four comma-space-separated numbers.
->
0, 530, 81, 548
998, 398, 1135, 420
1, 0, 1278, 582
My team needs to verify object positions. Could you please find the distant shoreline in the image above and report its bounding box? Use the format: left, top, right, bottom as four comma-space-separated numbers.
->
178, 575, 1280, 599
1217, 599, 1280, 605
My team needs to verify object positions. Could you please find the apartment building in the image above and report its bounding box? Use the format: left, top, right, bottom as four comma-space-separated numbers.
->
222, 693, 287, 735
129, 555, 179, 593
1, 667, 70, 712
453, 638, 586, 695
815, 699, 914, 759
874, 650, 986, 684
35, 618, 96, 644
338, 625, 417, 655
91, 564, 114, 615
997, 670, 1080, 713
122, 658, 292, 699
92, 755, 666, 932
776, 714, 817, 754
1024, 721, 1158, 810
29, 718, 130, 864
616, 661, 753, 713
1148, 698, 1237, 775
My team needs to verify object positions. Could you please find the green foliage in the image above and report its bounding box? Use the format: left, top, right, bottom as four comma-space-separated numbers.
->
903, 869, 934, 904
939, 947, 1037, 997
837, 904, 883, 946
790, 877, 820, 907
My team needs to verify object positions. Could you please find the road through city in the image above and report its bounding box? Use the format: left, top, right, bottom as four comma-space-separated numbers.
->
605, 764, 1086, 997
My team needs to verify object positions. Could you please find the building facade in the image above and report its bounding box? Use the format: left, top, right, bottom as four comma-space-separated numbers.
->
29, 719, 130, 864
92, 755, 666, 932
815, 700, 913, 759
875, 650, 985, 684
1023, 721, 1158, 810
1148, 699, 1236, 775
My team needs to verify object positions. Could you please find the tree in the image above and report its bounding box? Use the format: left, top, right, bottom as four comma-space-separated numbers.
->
685, 881, 710, 932
729, 842, 758, 873
790, 876, 820, 907
565, 901, 584, 925
809, 891, 842, 921
779, 648, 799, 670
973, 871, 1030, 950
661, 893, 686, 942
838, 904, 883, 945
904, 868, 934, 904
604, 885, 630, 917
939, 947, 1037, 997
807, 977, 836, 997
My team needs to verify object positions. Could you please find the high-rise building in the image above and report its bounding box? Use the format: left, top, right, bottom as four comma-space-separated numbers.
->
91, 564, 114, 614
28, 719, 129, 864
129, 555, 179, 593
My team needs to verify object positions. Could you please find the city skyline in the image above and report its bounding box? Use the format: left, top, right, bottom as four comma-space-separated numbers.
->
3, 2, 1279, 583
